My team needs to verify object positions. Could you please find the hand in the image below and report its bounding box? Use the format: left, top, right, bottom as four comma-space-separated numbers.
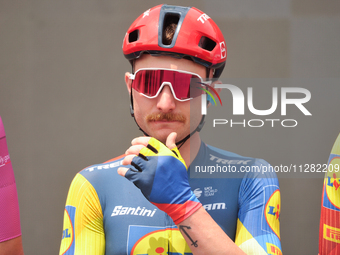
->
118, 132, 202, 224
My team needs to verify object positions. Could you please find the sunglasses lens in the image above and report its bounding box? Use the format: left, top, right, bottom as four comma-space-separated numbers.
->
132, 69, 203, 100
133, 70, 160, 97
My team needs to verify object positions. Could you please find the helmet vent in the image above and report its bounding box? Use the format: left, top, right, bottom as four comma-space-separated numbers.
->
162, 13, 180, 45
199, 36, 216, 52
128, 29, 139, 43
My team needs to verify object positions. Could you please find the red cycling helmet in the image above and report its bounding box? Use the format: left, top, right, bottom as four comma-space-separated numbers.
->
122, 4, 226, 78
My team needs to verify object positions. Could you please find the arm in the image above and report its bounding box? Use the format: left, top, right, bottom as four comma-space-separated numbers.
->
0, 237, 24, 255
177, 207, 246, 254
59, 173, 105, 255
235, 163, 282, 255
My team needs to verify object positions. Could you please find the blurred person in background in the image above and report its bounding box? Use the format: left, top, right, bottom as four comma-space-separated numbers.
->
0, 116, 24, 255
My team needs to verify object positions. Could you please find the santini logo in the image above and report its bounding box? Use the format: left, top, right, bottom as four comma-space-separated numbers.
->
111, 206, 156, 217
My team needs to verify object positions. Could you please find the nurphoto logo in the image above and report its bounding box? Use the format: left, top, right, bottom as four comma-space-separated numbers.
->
199, 82, 312, 128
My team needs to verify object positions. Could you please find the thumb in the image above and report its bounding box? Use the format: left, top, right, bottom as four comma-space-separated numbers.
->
166, 132, 177, 150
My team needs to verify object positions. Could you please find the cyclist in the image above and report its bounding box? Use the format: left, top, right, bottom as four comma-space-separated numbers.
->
60, 5, 281, 255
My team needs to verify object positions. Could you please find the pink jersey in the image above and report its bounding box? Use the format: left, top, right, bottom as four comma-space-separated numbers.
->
0, 116, 21, 242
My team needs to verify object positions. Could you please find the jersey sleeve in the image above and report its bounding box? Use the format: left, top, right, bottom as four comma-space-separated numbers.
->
235, 159, 282, 255
59, 173, 105, 255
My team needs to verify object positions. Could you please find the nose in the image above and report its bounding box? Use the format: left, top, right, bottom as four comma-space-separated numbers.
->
156, 85, 176, 113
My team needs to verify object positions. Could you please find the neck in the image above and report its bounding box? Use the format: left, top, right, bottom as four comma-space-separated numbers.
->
178, 132, 201, 168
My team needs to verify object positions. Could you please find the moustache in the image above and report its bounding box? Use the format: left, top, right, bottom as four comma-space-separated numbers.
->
146, 112, 186, 123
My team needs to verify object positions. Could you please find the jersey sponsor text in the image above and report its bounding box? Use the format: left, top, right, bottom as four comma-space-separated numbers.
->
111, 206, 157, 217
85, 160, 122, 172
323, 224, 340, 243
197, 13, 210, 24
209, 154, 251, 165
203, 202, 226, 211
266, 243, 282, 255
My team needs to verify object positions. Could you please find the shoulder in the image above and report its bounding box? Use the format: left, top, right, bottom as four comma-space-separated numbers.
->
203, 143, 248, 158
205, 143, 255, 164
207, 144, 277, 175
198, 143, 257, 171
78, 154, 125, 182
80, 154, 125, 174
65, 154, 129, 208
67, 154, 126, 197
200, 143, 279, 186
202, 143, 276, 177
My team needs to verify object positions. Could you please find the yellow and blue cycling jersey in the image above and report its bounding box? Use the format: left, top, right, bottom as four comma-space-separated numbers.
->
59, 142, 282, 255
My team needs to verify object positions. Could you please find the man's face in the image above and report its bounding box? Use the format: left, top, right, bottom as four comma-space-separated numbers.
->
125, 54, 206, 144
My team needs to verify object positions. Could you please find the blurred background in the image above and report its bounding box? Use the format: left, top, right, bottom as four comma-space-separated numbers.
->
0, 0, 339, 254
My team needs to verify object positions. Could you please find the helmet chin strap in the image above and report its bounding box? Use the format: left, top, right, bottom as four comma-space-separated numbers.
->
129, 92, 205, 149
175, 114, 205, 149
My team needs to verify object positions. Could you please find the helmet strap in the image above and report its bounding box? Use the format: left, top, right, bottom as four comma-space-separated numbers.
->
176, 114, 205, 149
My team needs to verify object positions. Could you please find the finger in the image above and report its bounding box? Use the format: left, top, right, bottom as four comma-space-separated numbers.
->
125, 144, 145, 156
166, 132, 177, 150
117, 167, 129, 177
122, 155, 137, 165
131, 136, 151, 146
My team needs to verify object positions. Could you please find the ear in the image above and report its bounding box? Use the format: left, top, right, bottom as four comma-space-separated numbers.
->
208, 69, 222, 95
213, 80, 222, 95
125, 72, 132, 94
125, 72, 135, 117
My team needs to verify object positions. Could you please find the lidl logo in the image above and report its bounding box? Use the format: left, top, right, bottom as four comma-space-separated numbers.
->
128, 225, 192, 255
60, 206, 76, 255
264, 189, 281, 239
325, 157, 340, 209
62, 229, 71, 239
323, 224, 340, 244
266, 243, 282, 255
267, 204, 280, 220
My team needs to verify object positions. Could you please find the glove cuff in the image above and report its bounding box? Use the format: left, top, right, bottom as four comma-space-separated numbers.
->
172, 199, 202, 225
152, 193, 202, 225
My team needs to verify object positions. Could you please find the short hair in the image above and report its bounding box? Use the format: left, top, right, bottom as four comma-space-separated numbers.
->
163, 23, 177, 45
